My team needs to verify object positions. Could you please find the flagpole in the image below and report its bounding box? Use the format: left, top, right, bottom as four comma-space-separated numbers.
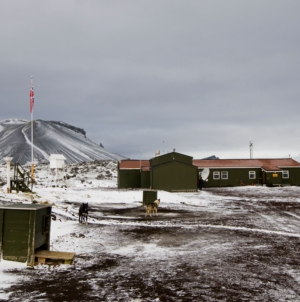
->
31, 101, 34, 179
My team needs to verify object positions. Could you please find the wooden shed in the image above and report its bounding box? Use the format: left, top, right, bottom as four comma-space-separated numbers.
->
150, 152, 198, 192
0, 204, 51, 266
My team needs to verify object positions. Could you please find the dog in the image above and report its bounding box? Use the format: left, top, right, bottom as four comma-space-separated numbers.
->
145, 199, 160, 217
79, 203, 88, 225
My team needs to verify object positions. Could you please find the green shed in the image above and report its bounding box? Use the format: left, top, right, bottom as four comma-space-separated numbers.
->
150, 152, 198, 192
0, 204, 51, 266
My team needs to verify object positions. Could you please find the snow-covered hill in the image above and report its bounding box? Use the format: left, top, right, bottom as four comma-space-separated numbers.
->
0, 119, 125, 164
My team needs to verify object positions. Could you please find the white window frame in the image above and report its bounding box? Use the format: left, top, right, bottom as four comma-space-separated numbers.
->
249, 171, 256, 179
221, 171, 228, 179
213, 171, 220, 180
282, 170, 289, 179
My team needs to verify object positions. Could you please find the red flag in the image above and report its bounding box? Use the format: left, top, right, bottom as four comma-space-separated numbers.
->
30, 77, 34, 113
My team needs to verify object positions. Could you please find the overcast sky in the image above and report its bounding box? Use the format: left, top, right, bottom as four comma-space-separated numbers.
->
1, 1, 300, 160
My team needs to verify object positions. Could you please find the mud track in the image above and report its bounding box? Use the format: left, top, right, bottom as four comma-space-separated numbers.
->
2, 188, 300, 301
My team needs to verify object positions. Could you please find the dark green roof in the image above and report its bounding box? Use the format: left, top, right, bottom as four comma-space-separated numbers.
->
0, 204, 51, 210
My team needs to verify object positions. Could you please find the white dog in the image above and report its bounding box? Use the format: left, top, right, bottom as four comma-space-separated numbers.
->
145, 199, 160, 217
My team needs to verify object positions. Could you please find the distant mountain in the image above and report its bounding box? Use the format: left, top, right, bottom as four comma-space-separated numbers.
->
202, 155, 219, 160
0, 119, 125, 165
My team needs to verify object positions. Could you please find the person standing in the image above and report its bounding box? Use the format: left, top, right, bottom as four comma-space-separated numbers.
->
198, 177, 204, 191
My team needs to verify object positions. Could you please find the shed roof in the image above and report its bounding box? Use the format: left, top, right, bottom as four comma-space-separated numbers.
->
0, 204, 51, 210
119, 160, 150, 169
49, 154, 66, 160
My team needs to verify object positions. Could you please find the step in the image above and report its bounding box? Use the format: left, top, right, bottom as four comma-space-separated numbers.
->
35, 250, 75, 265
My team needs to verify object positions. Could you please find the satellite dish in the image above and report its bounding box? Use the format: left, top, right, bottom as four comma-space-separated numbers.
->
200, 168, 210, 181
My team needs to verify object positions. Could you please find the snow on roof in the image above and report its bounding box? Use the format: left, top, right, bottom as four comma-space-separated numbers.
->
49, 154, 66, 160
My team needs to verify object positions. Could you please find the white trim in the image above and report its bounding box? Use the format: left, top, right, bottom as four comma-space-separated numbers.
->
249, 171, 256, 179
213, 171, 220, 180
261, 168, 282, 173
282, 170, 289, 179
221, 171, 228, 179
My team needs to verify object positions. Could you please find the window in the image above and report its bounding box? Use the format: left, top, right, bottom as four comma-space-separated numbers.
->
249, 171, 256, 179
213, 171, 220, 179
282, 170, 289, 179
221, 171, 228, 179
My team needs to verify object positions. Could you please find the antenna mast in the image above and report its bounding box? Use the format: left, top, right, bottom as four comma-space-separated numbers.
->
249, 140, 253, 159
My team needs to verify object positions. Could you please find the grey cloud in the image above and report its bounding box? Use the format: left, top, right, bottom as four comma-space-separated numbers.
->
1, 1, 299, 161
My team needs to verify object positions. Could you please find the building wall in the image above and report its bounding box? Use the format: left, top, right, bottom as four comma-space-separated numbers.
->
118, 169, 141, 188
202, 168, 263, 187
141, 171, 150, 189
264, 172, 282, 186
0, 209, 31, 262
282, 168, 300, 186
152, 161, 197, 191
200, 167, 300, 187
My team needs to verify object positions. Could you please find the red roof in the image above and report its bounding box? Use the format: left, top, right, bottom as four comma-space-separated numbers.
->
119, 158, 300, 171
119, 160, 150, 169
193, 158, 300, 171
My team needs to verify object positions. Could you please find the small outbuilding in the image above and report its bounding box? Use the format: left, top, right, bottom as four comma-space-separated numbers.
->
0, 204, 51, 266
49, 154, 66, 169
150, 152, 198, 192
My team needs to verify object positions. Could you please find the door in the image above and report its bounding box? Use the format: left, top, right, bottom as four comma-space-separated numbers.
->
262, 171, 266, 185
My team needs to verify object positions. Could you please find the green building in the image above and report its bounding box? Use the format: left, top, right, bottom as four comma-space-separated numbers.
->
118, 155, 300, 190
193, 158, 300, 187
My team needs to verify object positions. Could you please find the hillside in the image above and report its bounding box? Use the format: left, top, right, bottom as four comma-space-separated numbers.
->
0, 119, 125, 165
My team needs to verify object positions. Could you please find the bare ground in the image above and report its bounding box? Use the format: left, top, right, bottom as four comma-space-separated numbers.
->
1, 187, 300, 302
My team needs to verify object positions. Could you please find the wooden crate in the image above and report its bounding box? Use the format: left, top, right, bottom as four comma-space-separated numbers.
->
35, 250, 75, 265
142, 190, 157, 206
